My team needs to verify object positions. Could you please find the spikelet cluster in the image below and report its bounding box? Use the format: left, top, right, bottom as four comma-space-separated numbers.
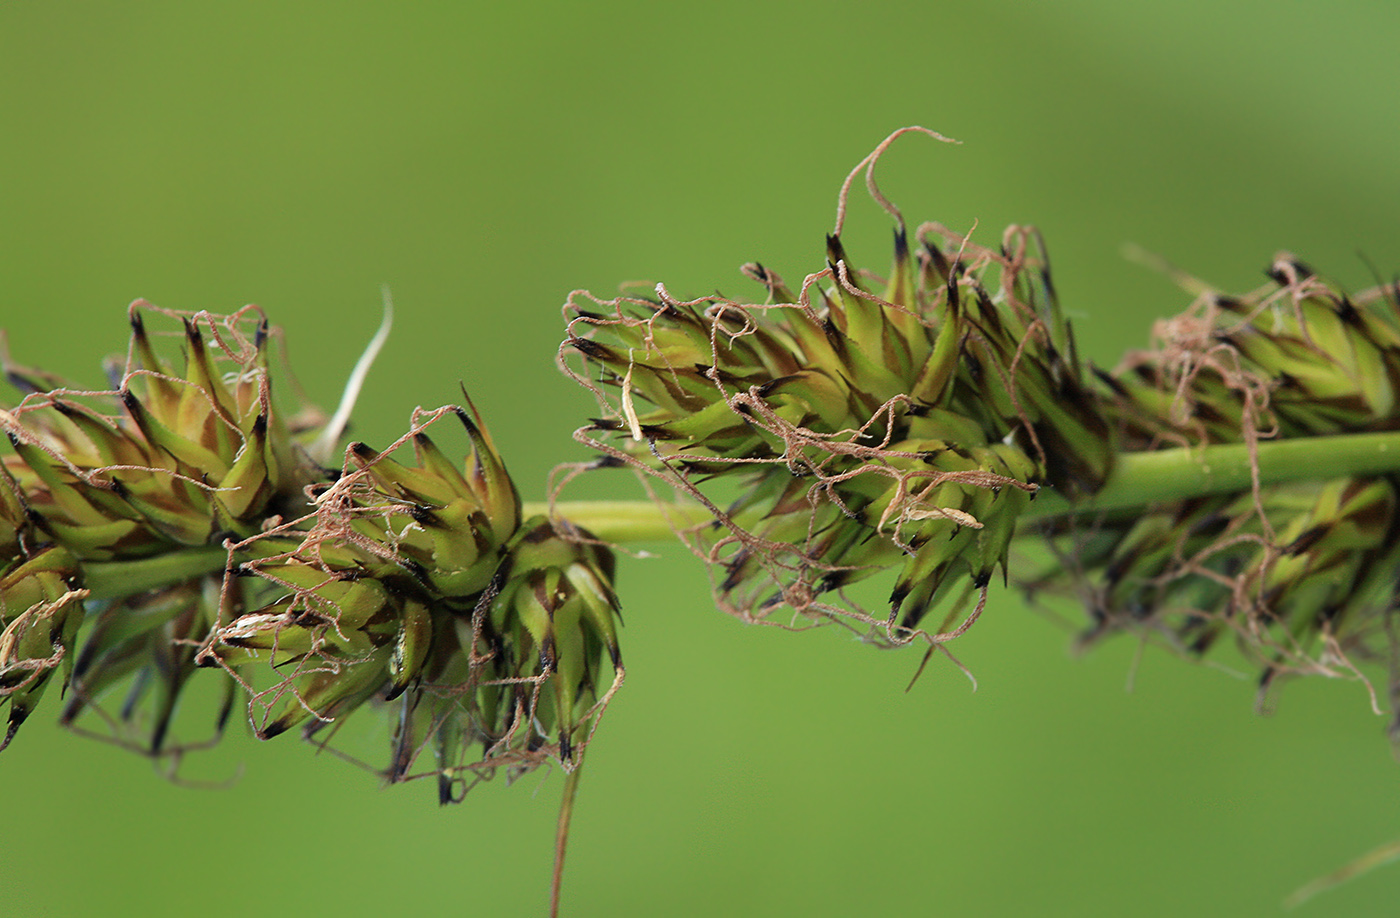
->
198, 407, 623, 797
1, 304, 622, 794
1, 302, 312, 752
562, 128, 1110, 638
1031, 256, 1400, 705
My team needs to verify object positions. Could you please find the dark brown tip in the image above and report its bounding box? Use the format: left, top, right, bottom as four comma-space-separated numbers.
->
569, 336, 611, 359
826, 233, 848, 267
487, 558, 515, 593
964, 351, 982, 384
1039, 264, 1058, 306
538, 636, 556, 674
523, 522, 555, 545
1091, 366, 1129, 396
150, 713, 173, 755
1283, 525, 1328, 556
438, 773, 460, 805
259, 719, 292, 740
400, 557, 432, 587
5, 370, 41, 394
719, 551, 749, 593
452, 406, 481, 436
1336, 294, 1361, 323
755, 375, 797, 398
0, 711, 26, 753
924, 239, 950, 279
820, 570, 852, 593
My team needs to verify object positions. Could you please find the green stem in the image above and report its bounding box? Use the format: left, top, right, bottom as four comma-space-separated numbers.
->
1023, 429, 1400, 521
522, 499, 713, 542
538, 430, 1400, 541
551, 762, 585, 918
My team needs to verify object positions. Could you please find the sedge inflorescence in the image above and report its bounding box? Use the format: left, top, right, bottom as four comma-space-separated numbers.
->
0, 303, 316, 754
562, 128, 1110, 647
0, 302, 621, 797
1034, 257, 1400, 712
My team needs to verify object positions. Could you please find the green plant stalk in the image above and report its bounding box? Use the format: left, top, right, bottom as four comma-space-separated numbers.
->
521, 499, 715, 542
538, 430, 1400, 541
73, 430, 1400, 599
551, 762, 584, 918
1021, 428, 1400, 522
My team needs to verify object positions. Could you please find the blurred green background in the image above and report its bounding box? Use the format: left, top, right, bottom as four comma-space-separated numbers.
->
4, 2, 1400, 915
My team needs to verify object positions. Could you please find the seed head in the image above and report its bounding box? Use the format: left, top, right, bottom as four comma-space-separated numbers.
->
0, 303, 329, 753
2, 306, 624, 794
562, 128, 1110, 640
1031, 257, 1400, 710
196, 404, 622, 795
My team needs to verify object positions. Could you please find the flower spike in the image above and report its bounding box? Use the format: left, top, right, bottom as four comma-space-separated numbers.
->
562, 128, 1110, 646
